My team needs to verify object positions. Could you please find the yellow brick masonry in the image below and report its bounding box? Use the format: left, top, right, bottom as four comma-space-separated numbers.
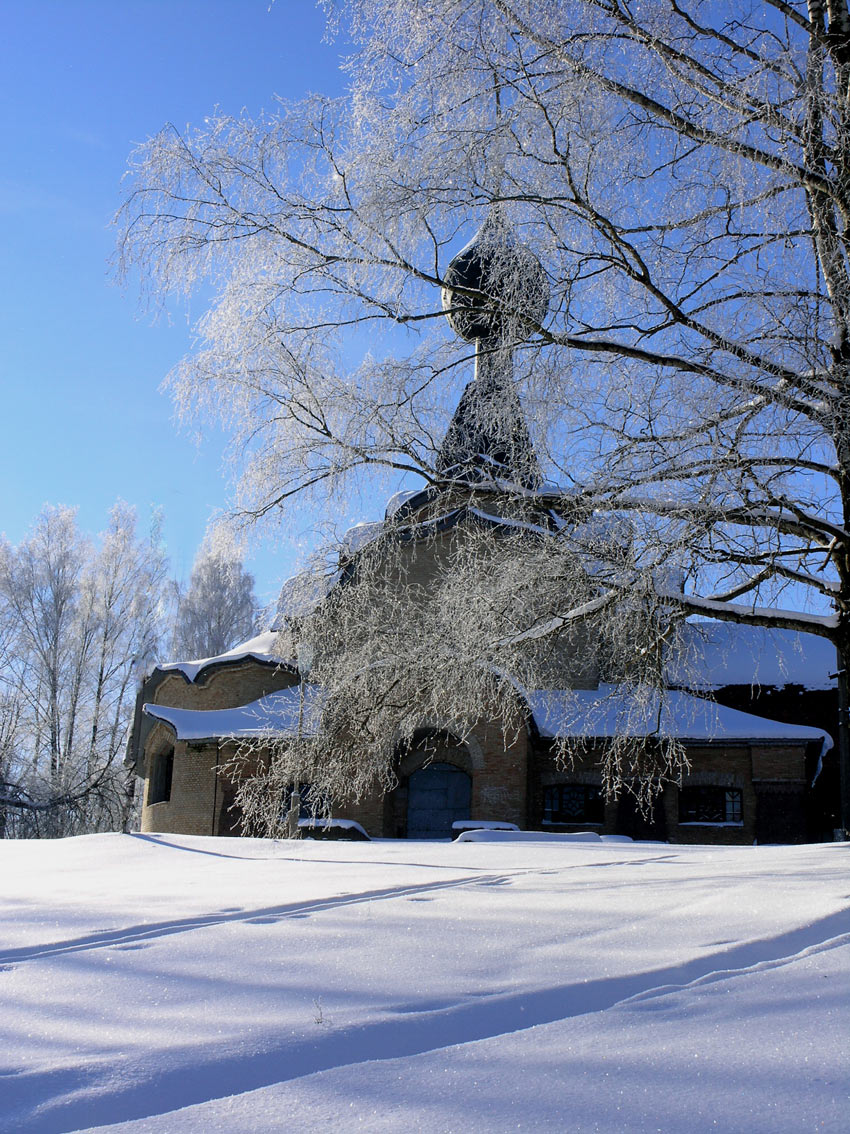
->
138, 509, 813, 842
140, 660, 296, 836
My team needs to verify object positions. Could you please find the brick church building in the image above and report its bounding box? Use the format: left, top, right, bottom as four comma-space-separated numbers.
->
126, 218, 838, 845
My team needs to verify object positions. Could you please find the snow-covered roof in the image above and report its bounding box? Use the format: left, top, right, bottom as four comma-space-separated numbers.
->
143, 684, 323, 742
273, 568, 340, 627
385, 489, 421, 519
145, 677, 830, 755
341, 521, 384, 554
668, 623, 837, 692
155, 630, 285, 684
528, 685, 832, 752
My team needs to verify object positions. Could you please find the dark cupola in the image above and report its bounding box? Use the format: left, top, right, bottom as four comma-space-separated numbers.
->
437, 212, 548, 487
441, 211, 549, 344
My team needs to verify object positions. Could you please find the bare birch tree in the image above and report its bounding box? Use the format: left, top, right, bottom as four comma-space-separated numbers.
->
117, 1, 850, 827
0, 504, 168, 837
171, 541, 257, 660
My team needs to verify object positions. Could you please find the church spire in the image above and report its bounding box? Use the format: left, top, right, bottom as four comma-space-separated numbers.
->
437, 211, 548, 486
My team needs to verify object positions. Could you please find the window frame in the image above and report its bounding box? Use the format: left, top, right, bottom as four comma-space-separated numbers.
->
148, 748, 174, 806
678, 785, 743, 827
542, 783, 604, 826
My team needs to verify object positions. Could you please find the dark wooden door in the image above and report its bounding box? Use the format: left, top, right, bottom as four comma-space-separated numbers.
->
407, 762, 471, 839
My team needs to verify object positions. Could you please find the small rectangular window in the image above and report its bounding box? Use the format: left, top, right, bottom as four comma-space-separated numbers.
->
543, 784, 604, 825
679, 786, 742, 825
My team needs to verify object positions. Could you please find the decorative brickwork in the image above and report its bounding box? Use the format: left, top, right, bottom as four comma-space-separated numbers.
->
151, 662, 296, 713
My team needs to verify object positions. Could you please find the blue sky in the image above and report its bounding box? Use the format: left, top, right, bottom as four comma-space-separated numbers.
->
0, 0, 352, 604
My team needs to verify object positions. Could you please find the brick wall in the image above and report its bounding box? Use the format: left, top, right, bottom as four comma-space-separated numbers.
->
469, 718, 528, 827
528, 738, 810, 845
368, 521, 599, 689
138, 660, 297, 834
141, 730, 220, 836
151, 661, 296, 712
333, 719, 530, 837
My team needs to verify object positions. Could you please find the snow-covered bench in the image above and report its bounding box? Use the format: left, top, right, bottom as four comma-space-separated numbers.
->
298, 818, 370, 841
451, 820, 520, 840
455, 829, 605, 843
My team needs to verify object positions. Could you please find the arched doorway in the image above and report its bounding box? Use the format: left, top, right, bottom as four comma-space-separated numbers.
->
406, 761, 472, 839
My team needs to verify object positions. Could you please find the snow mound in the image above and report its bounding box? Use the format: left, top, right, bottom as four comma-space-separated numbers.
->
455, 829, 603, 843
298, 818, 370, 840
452, 820, 520, 832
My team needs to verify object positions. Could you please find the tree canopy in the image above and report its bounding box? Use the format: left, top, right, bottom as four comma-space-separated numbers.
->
117, 1, 850, 826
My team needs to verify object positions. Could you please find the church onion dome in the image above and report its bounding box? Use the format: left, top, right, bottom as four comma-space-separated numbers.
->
441, 213, 549, 343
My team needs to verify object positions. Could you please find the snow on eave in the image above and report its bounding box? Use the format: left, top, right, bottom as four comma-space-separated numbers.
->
341, 521, 384, 554
143, 685, 323, 742
390, 503, 557, 546
153, 630, 290, 686
658, 591, 840, 635
273, 567, 342, 627
668, 622, 838, 693
526, 685, 832, 754
467, 506, 556, 537
385, 488, 424, 519
384, 478, 573, 526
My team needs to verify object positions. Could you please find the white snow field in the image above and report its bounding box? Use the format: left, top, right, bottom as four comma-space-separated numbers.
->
0, 834, 847, 1133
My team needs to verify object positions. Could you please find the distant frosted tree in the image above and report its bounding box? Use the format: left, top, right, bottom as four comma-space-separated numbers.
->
171, 544, 257, 660
0, 504, 168, 837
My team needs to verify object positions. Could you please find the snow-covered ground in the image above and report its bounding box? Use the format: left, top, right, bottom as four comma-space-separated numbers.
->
0, 834, 847, 1133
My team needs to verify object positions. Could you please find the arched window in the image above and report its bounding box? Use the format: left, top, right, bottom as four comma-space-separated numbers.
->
148, 748, 174, 805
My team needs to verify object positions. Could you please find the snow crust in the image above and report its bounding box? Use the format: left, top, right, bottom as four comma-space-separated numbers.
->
528, 684, 832, 752
144, 685, 323, 741
155, 630, 284, 684
0, 834, 846, 1134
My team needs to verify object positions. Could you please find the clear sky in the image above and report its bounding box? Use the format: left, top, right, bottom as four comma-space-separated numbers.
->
0, 0, 352, 605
